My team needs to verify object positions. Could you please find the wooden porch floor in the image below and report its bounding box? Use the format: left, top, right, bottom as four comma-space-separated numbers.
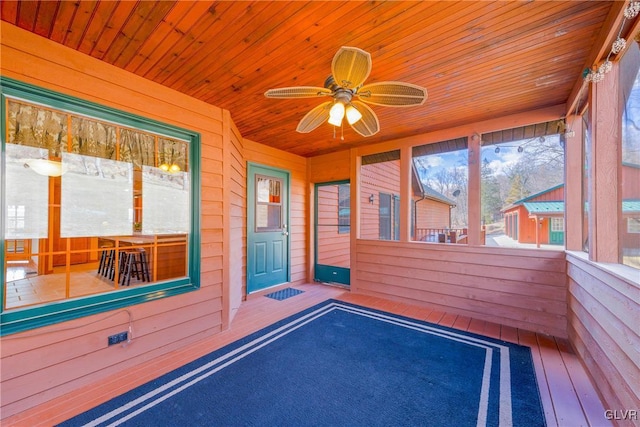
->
4, 283, 609, 427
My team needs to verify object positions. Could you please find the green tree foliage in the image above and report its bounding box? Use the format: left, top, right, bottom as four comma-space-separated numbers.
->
481, 158, 503, 224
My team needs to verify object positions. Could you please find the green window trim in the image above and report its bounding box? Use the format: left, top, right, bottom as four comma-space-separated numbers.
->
0, 76, 201, 336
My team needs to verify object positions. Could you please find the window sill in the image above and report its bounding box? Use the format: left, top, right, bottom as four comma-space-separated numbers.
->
565, 250, 640, 286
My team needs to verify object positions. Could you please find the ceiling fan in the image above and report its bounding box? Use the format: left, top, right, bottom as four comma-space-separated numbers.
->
264, 46, 427, 137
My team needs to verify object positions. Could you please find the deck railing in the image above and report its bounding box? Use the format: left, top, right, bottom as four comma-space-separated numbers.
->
413, 228, 487, 244
414, 228, 464, 243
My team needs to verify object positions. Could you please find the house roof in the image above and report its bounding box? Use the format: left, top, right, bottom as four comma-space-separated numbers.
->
0, 1, 626, 158
523, 201, 565, 215
511, 184, 564, 207
520, 200, 640, 216
411, 163, 456, 207
623, 200, 640, 213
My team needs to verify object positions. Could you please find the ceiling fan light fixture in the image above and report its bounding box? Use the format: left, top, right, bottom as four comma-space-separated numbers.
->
265, 46, 427, 137
328, 101, 345, 126
345, 104, 362, 125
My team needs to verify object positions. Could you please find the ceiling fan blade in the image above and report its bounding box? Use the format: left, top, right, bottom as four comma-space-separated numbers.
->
356, 81, 427, 107
331, 46, 371, 90
296, 101, 333, 133
349, 101, 379, 137
264, 86, 332, 99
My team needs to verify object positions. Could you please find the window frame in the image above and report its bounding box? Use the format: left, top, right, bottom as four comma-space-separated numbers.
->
0, 77, 201, 336
379, 192, 392, 240
338, 183, 350, 234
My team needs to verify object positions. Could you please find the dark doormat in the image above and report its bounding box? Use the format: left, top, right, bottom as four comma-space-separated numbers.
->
264, 287, 305, 301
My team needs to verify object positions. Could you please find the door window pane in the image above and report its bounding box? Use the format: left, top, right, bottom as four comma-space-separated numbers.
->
256, 176, 282, 231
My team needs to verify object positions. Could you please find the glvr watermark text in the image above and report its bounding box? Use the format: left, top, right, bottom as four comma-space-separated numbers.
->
604, 409, 638, 421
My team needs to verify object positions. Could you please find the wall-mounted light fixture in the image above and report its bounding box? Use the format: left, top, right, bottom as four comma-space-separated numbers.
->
369, 194, 375, 204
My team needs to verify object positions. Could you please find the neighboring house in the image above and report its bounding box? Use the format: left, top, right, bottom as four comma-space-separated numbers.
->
359, 153, 455, 241
411, 164, 458, 242
503, 163, 640, 248
502, 184, 565, 247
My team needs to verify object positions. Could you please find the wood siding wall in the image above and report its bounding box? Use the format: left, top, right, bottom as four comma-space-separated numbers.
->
414, 198, 451, 231
361, 160, 401, 240
355, 240, 568, 337
0, 23, 226, 419
308, 151, 350, 183
518, 206, 549, 244
225, 116, 246, 323
243, 139, 308, 285
566, 253, 640, 420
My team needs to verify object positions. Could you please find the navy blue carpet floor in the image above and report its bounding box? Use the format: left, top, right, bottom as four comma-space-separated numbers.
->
59, 300, 545, 427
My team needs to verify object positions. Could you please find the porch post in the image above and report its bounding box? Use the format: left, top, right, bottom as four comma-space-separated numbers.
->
467, 133, 482, 245
564, 115, 583, 251
588, 62, 621, 262
350, 148, 361, 292
400, 146, 412, 242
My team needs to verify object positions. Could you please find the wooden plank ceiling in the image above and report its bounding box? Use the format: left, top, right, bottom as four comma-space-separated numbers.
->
0, 1, 617, 157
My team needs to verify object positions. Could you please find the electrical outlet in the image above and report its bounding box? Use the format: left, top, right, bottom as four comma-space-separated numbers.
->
108, 331, 129, 346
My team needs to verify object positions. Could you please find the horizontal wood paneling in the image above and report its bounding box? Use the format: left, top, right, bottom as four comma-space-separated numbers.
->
361, 159, 401, 240
354, 240, 568, 337
1, 284, 610, 427
566, 253, 640, 424
0, 23, 226, 420
224, 115, 246, 326
415, 198, 450, 231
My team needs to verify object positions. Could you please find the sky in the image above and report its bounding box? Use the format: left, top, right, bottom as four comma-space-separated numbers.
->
415, 134, 563, 183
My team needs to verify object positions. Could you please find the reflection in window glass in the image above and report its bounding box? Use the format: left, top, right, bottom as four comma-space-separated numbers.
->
412, 141, 467, 244
481, 134, 564, 249
621, 48, 640, 269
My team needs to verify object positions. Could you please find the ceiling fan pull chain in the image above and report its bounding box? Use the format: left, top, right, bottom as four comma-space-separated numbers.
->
341, 122, 345, 140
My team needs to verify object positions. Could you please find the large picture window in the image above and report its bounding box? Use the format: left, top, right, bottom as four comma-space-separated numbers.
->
1, 78, 200, 335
